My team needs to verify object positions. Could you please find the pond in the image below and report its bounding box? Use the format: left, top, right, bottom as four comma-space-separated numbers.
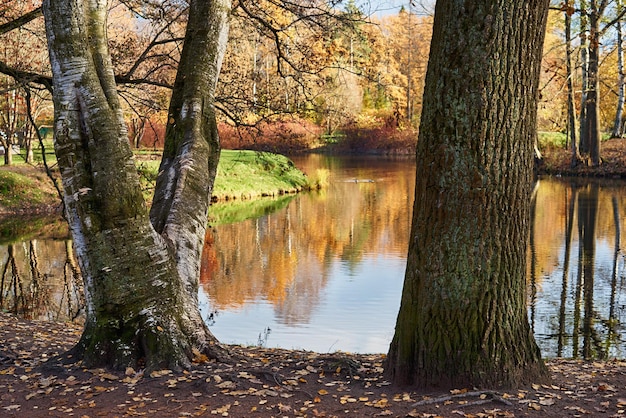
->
2, 154, 626, 359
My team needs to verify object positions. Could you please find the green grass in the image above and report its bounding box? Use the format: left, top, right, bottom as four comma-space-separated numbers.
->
213, 150, 310, 200
538, 131, 613, 150
0, 170, 49, 210
2, 149, 310, 208
133, 150, 312, 203
538, 131, 568, 149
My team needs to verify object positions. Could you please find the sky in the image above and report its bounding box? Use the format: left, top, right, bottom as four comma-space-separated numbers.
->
355, 0, 435, 18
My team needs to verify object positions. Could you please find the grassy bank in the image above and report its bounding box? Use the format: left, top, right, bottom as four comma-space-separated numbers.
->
1, 150, 314, 216
137, 149, 315, 202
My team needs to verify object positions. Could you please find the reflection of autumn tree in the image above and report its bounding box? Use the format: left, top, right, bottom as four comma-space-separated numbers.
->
607, 196, 621, 353
63, 240, 84, 321
0, 240, 83, 321
578, 183, 600, 359
558, 184, 577, 357
0, 245, 25, 314
201, 156, 413, 324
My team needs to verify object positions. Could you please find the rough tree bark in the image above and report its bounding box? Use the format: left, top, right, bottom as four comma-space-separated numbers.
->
385, 1, 551, 388
584, 1, 603, 166
564, 0, 581, 166
42, 0, 231, 371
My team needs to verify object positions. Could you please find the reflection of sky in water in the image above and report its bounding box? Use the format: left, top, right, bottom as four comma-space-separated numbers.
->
200, 254, 405, 353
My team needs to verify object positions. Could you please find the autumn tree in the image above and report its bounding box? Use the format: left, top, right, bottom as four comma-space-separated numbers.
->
385, 0, 551, 388
575, 1, 626, 166
0, 1, 49, 165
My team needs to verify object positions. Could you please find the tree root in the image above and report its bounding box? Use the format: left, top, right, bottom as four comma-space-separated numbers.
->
412, 390, 513, 407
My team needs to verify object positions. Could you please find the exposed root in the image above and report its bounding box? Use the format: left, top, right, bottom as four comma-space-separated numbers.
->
412, 390, 513, 407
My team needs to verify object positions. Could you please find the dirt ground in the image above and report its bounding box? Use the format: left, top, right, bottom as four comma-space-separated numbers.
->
538, 137, 626, 178
2, 313, 626, 418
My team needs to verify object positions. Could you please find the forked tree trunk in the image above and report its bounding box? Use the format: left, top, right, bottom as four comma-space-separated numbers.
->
385, 0, 550, 388
42, 0, 230, 371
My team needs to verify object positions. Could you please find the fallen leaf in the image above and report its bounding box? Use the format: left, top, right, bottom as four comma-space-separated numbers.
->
278, 403, 291, 412
3, 405, 20, 411
216, 381, 236, 389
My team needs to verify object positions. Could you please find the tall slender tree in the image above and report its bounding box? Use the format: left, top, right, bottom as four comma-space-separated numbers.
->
583, 0, 604, 166
386, 0, 551, 388
563, 0, 581, 166
612, 3, 625, 138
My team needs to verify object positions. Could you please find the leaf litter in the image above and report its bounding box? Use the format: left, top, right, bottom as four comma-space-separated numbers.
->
2, 313, 626, 417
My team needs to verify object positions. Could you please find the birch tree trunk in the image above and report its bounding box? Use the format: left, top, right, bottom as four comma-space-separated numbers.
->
385, 0, 550, 388
42, 0, 230, 371
612, 19, 625, 138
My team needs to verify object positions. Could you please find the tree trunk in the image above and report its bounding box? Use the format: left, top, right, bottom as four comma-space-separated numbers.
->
585, 1, 602, 166
612, 19, 625, 138
42, 0, 230, 371
579, 0, 589, 155
385, 0, 550, 389
565, 1, 581, 166
150, 0, 229, 299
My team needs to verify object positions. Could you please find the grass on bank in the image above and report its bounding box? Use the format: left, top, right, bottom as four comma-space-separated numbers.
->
2, 149, 314, 211
137, 149, 315, 203
537, 131, 613, 149
0, 169, 58, 212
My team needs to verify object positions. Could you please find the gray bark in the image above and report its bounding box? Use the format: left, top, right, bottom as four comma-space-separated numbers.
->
564, 1, 581, 166
385, 0, 550, 388
42, 0, 230, 371
612, 20, 625, 138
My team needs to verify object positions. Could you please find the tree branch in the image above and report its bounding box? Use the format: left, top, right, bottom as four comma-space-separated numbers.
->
0, 7, 42, 36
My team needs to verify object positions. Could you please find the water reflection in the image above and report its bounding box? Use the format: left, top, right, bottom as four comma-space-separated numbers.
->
530, 179, 626, 359
3, 156, 626, 358
199, 155, 413, 351
0, 239, 84, 321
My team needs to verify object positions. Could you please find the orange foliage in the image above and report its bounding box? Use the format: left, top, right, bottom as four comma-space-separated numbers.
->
219, 119, 323, 153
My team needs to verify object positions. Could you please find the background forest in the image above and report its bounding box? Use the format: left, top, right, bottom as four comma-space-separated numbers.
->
0, 0, 625, 164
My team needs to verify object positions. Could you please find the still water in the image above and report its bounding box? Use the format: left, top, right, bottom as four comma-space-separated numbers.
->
2, 154, 626, 358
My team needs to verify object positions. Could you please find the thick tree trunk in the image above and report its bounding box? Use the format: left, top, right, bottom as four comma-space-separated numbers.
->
385, 0, 550, 389
42, 0, 230, 371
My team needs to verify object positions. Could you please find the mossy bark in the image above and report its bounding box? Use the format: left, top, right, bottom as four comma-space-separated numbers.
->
385, 1, 551, 389
42, 0, 230, 370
